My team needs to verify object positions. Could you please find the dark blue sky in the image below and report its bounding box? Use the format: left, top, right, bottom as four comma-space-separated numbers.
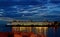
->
0, 0, 60, 21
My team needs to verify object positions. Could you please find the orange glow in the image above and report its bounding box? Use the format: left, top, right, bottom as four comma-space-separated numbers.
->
14, 32, 22, 37
12, 27, 48, 37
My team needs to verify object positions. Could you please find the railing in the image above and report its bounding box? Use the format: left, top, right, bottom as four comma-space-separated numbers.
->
6, 25, 60, 27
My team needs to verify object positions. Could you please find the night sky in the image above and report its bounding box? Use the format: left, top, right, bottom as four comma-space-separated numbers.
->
0, 0, 60, 21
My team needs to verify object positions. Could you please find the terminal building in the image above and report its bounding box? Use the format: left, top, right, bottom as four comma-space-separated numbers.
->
6, 20, 59, 37
7, 20, 49, 36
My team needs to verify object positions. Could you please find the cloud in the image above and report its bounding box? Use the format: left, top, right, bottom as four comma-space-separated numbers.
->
0, 9, 4, 16
0, 14, 2, 16
4, 5, 48, 17
0, 4, 60, 18
0, 12, 3, 13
